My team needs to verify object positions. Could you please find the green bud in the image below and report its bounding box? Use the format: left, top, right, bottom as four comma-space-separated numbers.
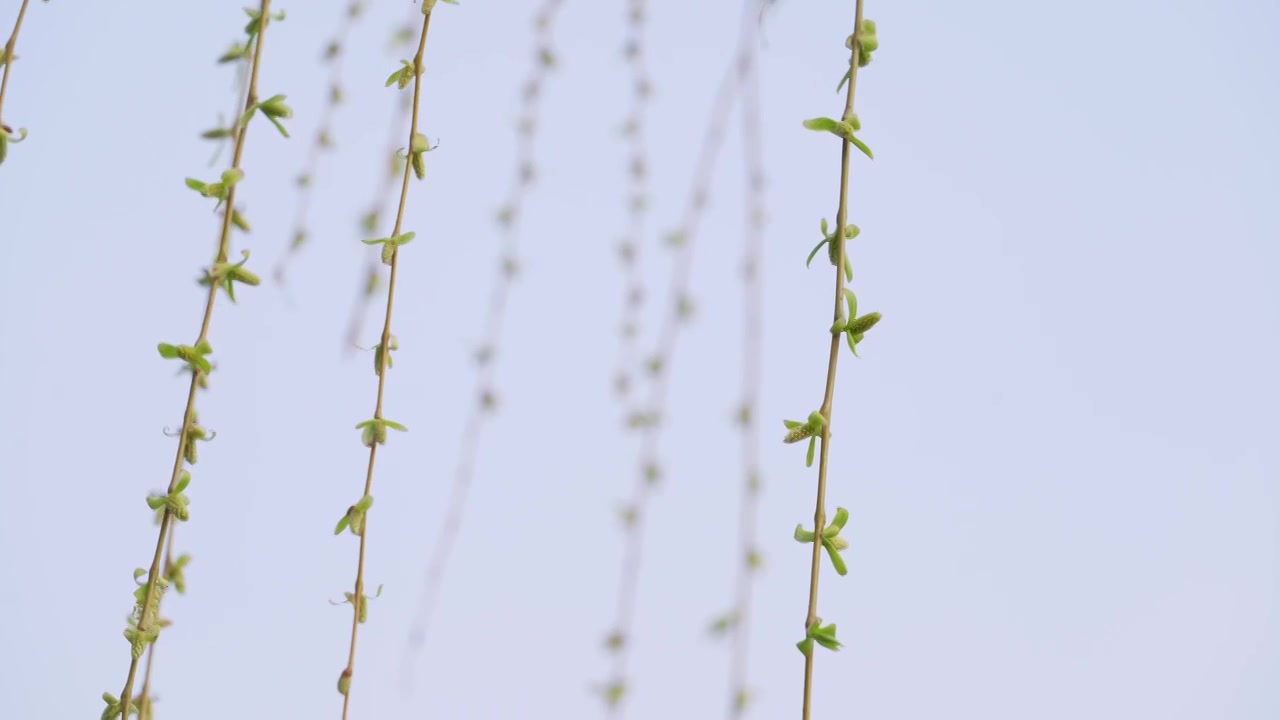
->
218, 43, 249, 64
348, 505, 366, 535
337, 668, 352, 696
845, 312, 881, 335
259, 94, 292, 119
604, 631, 625, 651
231, 208, 251, 232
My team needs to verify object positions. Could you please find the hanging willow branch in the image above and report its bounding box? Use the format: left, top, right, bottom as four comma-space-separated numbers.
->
707, 5, 767, 715
333, 1, 454, 716
785, 4, 881, 718
597, 1, 761, 712
274, 1, 368, 287
400, 0, 568, 694
100, 4, 291, 719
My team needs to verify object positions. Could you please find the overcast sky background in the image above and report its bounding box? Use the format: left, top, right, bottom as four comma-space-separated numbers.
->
1, 0, 1277, 718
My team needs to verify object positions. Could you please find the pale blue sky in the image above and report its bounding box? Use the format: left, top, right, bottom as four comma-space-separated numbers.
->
0, 1, 1277, 719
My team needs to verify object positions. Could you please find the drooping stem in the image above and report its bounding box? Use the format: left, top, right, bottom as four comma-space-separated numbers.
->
0, 0, 32, 127
275, 1, 367, 288
341, 8, 420, 358
725, 6, 766, 715
601, 2, 759, 714
399, 2, 567, 694
115, 3, 277, 718
133, 523, 170, 720
611, 0, 652, 402
343, 100, 410, 357
800, 2, 865, 718
132, 59, 251, 715
340, 8, 436, 718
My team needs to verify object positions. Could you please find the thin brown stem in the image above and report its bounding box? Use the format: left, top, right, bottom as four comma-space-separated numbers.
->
340, 9, 435, 718
341, 8, 422, 359
137, 643, 157, 719
274, 1, 367, 288
602, 4, 758, 714
800, 2, 864, 718
399, 1, 566, 695
134, 524, 174, 720
726, 6, 765, 716
343, 107, 408, 357
132, 61, 250, 715
0, 0, 32, 130
116, 3, 275, 717
611, 0, 652, 402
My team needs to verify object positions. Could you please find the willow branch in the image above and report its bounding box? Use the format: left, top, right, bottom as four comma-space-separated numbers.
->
400, 0, 568, 694
338, 5, 439, 717
113, 2, 277, 717
800, 2, 866, 717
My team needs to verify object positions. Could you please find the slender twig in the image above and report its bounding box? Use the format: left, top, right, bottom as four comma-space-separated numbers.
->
133, 525, 174, 720
722, 7, 766, 715
799, 3, 868, 717
611, 0, 652, 401
400, 0, 567, 692
342, 105, 409, 357
337, 5, 440, 716
274, 1, 367, 288
109, 4, 281, 719
0, 0, 30, 121
599, 3, 758, 713
132, 59, 253, 718
0, 0, 35, 162
0, 0, 32, 119
342, 10, 420, 358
